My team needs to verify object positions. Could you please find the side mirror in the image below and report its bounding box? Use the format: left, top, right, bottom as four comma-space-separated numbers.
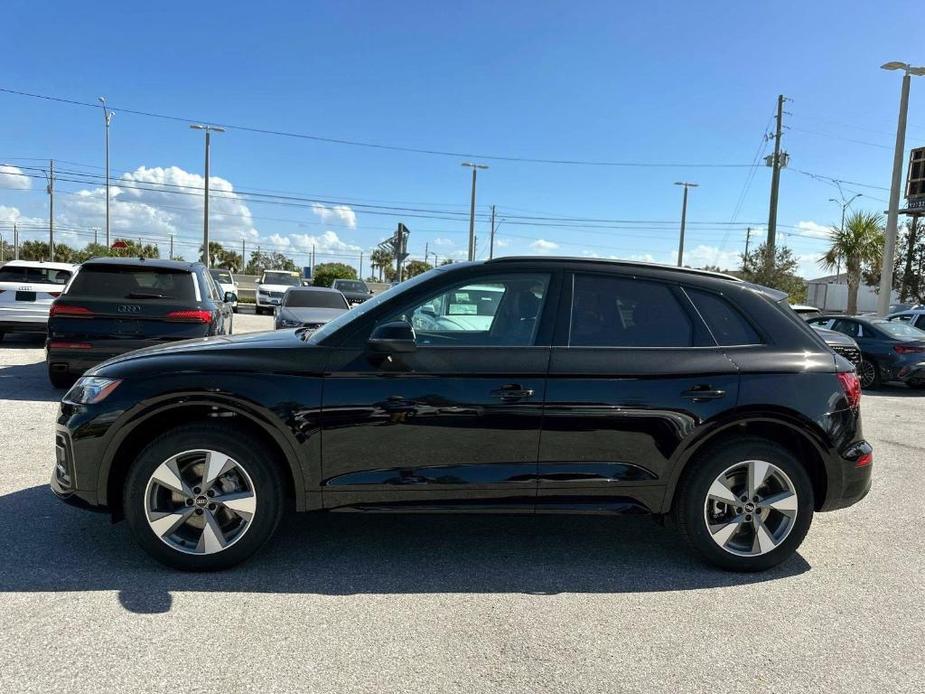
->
224, 292, 238, 303
367, 320, 417, 354
301, 280, 311, 286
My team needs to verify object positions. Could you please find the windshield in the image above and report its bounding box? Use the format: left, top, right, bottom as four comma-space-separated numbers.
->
0, 265, 72, 284
261, 272, 300, 287
66, 266, 195, 300
284, 289, 349, 309
210, 270, 233, 284
333, 280, 369, 293
879, 321, 925, 339
307, 268, 442, 343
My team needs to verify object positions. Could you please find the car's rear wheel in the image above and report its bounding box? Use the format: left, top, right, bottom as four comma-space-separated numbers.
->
123, 424, 284, 571
674, 438, 814, 571
859, 358, 880, 389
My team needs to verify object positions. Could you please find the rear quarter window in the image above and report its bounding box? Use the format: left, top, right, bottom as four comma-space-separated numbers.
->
686, 288, 762, 346
66, 266, 196, 301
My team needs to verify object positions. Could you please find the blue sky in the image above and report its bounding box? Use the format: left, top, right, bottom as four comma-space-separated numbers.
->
1, 0, 923, 277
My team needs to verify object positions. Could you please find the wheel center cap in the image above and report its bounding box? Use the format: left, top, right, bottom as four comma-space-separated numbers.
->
194, 495, 209, 508
744, 501, 756, 513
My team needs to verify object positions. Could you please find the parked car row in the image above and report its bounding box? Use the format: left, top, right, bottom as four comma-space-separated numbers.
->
51, 258, 871, 573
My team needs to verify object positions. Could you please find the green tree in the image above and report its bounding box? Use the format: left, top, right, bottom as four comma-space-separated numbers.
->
312, 262, 357, 287
202, 242, 243, 271
18, 241, 78, 263
370, 248, 393, 282
741, 242, 807, 303
893, 217, 924, 303
819, 210, 883, 314
74, 243, 115, 262
108, 238, 160, 259
245, 250, 298, 275
403, 259, 432, 279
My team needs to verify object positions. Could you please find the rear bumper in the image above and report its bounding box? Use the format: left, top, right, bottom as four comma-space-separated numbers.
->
820, 439, 873, 511
0, 318, 49, 333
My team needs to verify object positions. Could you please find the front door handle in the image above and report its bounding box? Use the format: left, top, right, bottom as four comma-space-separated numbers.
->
491, 384, 535, 401
682, 385, 727, 402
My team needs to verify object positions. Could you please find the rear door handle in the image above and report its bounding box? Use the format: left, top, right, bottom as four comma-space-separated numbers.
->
682, 385, 726, 401
491, 384, 535, 401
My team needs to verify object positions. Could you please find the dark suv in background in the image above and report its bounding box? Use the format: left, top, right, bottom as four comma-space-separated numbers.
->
46, 258, 236, 388
51, 258, 870, 572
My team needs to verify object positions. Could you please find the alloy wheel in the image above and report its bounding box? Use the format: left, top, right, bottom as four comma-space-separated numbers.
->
144, 449, 257, 555
859, 360, 877, 388
703, 459, 798, 557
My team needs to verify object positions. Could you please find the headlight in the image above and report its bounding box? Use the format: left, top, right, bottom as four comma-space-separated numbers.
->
63, 377, 122, 405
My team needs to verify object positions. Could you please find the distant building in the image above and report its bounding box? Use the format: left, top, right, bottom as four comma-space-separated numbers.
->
804, 273, 898, 313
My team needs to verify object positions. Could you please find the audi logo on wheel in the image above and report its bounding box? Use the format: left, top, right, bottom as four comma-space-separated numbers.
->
117, 304, 142, 314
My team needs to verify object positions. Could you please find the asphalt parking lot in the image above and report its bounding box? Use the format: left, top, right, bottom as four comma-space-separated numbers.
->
0, 314, 923, 693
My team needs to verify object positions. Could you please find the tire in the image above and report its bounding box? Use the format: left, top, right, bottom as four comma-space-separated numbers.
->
123, 423, 284, 571
48, 365, 74, 389
232, 306, 239, 314
859, 357, 881, 389
673, 437, 814, 572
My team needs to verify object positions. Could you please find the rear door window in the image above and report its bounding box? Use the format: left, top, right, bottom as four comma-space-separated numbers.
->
0, 266, 72, 284
66, 266, 196, 301
686, 288, 761, 346
569, 274, 693, 347
832, 319, 862, 338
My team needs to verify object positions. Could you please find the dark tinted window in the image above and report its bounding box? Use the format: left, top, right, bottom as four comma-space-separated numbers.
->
66, 266, 195, 301
333, 280, 369, 293
284, 289, 349, 309
569, 274, 693, 347
0, 265, 72, 284
261, 272, 300, 286
687, 289, 761, 346
832, 319, 861, 338
210, 270, 233, 284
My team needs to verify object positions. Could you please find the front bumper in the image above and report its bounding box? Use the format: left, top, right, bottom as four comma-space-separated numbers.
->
49, 428, 107, 511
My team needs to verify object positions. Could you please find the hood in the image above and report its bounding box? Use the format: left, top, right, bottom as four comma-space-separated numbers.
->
812, 326, 857, 347
88, 328, 306, 373
278, 306, 346, 323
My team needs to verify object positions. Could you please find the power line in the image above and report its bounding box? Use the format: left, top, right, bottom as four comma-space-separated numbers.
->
0, 86, 759, 169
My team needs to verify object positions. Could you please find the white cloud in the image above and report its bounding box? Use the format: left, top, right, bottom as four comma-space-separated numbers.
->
288, 230, 361, 254
311, 202, 357, 229
0, 165, 31, 191
494, 238, 511, 248
530, 239, 559, 252
432, 237, 454, 247
797, 220, 834, 239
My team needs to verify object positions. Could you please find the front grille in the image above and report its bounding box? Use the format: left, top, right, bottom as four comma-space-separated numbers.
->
832, 344, 861, 366
55, 433, 74, 489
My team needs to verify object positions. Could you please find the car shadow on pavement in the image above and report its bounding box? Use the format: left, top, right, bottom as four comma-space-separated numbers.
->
0, 362, 63, 401
0, 485, 811, 614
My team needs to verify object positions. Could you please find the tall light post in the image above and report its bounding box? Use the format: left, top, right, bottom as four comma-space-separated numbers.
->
98, 97, 114, 246
828, 192, 862, 280
674, 181, 698, 267
878, 61, 925, 315
190, 124, 225, 268
461, 162, 488, 261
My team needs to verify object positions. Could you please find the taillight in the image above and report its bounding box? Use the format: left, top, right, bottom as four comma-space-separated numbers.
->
48, 341, 92, 350
855, 452, 873, 468
837, 371, 861, 409
49, 304, 94, 318
165, 309, 212, 323
893, 343, 925, 354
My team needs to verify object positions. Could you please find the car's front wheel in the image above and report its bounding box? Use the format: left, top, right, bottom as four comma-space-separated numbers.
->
123, 424, 284, 571
674, 438, 814, 571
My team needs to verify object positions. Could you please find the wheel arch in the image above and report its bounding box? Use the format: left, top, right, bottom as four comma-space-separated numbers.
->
660, 412, 831, 515
99, 397, 307, 519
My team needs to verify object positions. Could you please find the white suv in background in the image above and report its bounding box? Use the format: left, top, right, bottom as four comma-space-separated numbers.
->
255, 269, 302, 315
210, 268, 239, 313
0, 260, 77, 340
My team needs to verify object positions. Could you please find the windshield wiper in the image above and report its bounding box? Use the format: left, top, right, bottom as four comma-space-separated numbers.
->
126, 292, 173, 299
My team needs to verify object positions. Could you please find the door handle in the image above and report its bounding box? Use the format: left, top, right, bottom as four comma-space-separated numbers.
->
491, 384, 535, 401
682, 385, 726, 401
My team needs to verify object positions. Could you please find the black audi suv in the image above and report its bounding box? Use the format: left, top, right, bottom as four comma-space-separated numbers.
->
46, 258, 236, 388
51, 258, 871, 572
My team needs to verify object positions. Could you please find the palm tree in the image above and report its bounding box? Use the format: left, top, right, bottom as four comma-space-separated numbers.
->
820, 210, 884, 314
370, 248, 393, 282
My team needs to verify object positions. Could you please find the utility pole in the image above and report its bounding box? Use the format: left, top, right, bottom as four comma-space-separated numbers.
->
743, 227, 753, 272
766, 94, 786, 254
47, 159, 55, 260
359, 251, 363, 279
93, 227, 99, 245
311, 244, 316, 275
241, 239, 246, 272
674, 181, 698, 266
878, 62, 925, 315
99, 97, 114, 246
489, 204, 497, 259
424, 242, 429, 267
461, 162, 488, 261
169, 234, 175, 259
190, 124, 225, 267
13, 223, 18, 260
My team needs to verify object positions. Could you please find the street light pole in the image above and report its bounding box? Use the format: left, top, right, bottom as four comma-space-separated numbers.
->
99, 97, 114, 247
828, 192, 862, 280
878, 62, 925, 315
461, 162, 488, 261
190, 124, 225, 268
674, 181, 698, 267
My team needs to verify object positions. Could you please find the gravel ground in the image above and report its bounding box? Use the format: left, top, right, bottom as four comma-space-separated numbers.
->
0, 314, 922, 693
